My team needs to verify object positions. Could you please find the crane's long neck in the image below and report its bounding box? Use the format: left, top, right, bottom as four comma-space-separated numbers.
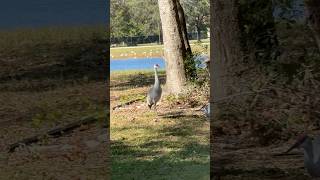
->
154, 68, 160, 87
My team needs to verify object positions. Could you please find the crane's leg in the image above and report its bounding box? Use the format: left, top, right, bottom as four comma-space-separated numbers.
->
153, 103, 159, 122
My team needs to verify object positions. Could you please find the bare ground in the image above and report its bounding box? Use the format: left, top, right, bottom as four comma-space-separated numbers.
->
212, 126, 312, 179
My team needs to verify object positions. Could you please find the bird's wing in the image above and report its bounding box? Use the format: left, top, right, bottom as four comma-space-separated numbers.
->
313, 135, 320, 164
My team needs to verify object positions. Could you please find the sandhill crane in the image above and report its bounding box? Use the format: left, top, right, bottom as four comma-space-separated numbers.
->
147, 64, 162, 111
286, 134, 320, 177
201, 103, 210, 118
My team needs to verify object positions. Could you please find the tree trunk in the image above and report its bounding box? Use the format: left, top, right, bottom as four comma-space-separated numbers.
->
196, 25, 201, 42
158, 0, 187, 94
158, 22, 162, 44
175, 0, 192, 55
210, 0, 243, 175
305, 0, 320, 51
176, 0, 197, 81
211, 0, 243, 102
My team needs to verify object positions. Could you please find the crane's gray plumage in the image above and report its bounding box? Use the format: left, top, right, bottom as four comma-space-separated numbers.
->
201, 103, 210, 117
147, 64, 162, 110
286, 134, 320, 177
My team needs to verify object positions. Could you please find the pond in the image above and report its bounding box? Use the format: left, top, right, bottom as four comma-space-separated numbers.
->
110, 57, 165, 71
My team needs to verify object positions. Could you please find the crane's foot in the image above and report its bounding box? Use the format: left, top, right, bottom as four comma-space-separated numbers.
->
153, 117, 159, 122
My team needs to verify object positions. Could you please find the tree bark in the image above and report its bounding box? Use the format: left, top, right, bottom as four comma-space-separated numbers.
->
158, 0, 187, 94
211, 0, 243, 101
305, 0, 320, 51
158, 22, 163, 44
196, 25, 201, 42
210, 0, 243, 175
176, 0, 197, 81
175, 0, 192, 55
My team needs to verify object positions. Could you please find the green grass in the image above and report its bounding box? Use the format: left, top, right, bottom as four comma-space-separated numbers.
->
110, 71, 210, 180
111, 110, 209, 180
110, 45, 164, 59
110, 38, 210, 59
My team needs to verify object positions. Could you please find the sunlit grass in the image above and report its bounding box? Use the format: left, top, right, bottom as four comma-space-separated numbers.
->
110, 71, 210, 179
110, 38, 210, 59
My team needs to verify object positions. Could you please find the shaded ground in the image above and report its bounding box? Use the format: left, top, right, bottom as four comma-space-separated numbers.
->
110, 71, 210, 179
211, 121, 313, 179
0, 28, 109, 179
0, 78, 109, 179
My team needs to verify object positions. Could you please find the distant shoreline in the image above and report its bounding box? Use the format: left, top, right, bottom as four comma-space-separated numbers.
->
110, 56, 163, 60
110, 41, 209, 59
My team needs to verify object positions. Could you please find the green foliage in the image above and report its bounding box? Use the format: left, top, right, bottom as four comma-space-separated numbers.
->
111, 0, 160, 37
184, 53, 198, 81
184, 41, 209, 82
164, 81, 209, 108
111, 0, 139, 37
111, 0, 210, 39
181, 0, 210, 38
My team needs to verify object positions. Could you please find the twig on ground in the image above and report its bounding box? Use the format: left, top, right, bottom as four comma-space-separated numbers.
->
209, 89, 271, 104
8, 116, 98, 153
112, 97, 145, 110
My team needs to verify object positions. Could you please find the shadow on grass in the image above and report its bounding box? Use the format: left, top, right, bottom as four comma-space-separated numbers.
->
211, 167, 309, 179
111, 140, 209, 180
111, 114, 209, 180
110, 73, 166, 91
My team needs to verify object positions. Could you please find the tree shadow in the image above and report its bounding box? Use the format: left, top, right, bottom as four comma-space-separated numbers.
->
111, 140, 209, 180
211, 167, 309, 179
111, 73, 166, 91
111, 114, 209, 179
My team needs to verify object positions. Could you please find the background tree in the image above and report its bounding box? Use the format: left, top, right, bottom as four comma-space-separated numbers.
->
111, 0, 161, 37
110, 0, 138, 37
158, 0, 187, 94
176, 0, 197, 81
181, 0, 210, 42
127, 0, 161, 36
176, 0, 192, 54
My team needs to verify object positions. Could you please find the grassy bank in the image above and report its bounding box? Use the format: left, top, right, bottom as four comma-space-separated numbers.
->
110, 39, 210, 59
110, 70, 210, 179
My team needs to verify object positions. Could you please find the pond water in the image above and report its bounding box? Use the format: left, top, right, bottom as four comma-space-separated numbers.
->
110, 57, 165, 71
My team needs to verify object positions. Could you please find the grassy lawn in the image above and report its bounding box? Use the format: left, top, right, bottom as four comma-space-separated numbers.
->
110, 70, 210, 180
110, 39, 210, 59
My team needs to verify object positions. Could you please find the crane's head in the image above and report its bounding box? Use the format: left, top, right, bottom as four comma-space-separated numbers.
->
286, 134, 311, 153
154, 64, 160, 69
